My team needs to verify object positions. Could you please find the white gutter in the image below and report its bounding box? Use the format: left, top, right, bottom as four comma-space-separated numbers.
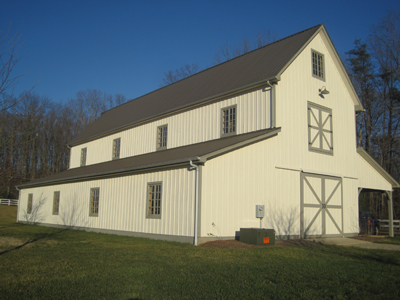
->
189, 160, 200, 246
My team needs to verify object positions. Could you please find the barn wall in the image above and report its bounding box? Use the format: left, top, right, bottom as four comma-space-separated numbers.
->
200, 136, 304, 239
274, 32, 360, 178
200, 137, 361, 240
18, 167, 196, 239
199, 31, 384, 241
70, 88, 271, 168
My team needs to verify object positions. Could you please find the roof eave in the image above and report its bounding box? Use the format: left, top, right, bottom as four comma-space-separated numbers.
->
17, 156, 201, 189
357, 147, 400, 188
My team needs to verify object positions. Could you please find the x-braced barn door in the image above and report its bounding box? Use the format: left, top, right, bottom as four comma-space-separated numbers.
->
300, 173, 343, 238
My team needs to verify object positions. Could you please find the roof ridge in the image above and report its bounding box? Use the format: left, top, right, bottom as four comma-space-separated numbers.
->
101, 24, 324, 116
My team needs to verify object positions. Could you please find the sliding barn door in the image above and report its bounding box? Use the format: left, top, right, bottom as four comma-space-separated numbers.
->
300, 173, 343, 238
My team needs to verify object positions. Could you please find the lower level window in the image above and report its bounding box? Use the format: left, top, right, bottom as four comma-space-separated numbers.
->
53, 191, 60, 215
147, 182, 162, 219
27, 194, 33, 214
89, 188, 100, 216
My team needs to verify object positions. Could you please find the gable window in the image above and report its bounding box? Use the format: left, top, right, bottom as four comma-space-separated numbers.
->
80, 148, 87, 167
27, 194, 33, 214
89, 188, 100, 217
53, 191, 60, 215
157, 125, 168, 150
308, 102, 333, 155
147, 182, 162, 219
112, 138, 121, 159
312, 50, 325, 80
221, 105, 237, 137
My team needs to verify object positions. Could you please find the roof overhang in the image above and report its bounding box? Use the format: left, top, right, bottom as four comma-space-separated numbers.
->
19, 128, 281, 189
357, 147, 400, 188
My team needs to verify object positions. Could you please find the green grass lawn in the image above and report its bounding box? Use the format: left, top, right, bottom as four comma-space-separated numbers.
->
1, 206, 400, 300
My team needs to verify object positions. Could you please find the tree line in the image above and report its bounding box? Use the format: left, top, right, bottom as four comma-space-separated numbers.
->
0, 90, 126, 198
346, 11, 400, 219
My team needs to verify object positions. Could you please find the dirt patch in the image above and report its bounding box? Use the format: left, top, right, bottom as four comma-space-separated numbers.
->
199, 239, 320, 249
0, 237, 28, 248
349, 235, 388, 242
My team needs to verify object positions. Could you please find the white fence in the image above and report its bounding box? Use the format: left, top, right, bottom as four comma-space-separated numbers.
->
0, 199, 18, 206
379, 219, 400, 230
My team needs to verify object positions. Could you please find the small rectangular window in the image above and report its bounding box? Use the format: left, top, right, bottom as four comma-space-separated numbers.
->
27, 194, 33, 214
53, 191, 60, 215
89, 188, 100, 217
157, 125, 168, 150
221, 105, 237, 137
308, 102, 333, 155
147, 182, 162, 219
312, 50, 325, 80
80, 148, 87, 167
112, 138, 121, 159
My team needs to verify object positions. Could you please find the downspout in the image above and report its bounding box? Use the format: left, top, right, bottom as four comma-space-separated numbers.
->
15, 185, 20, 223
67, 144, 71, 169
190, 160, 199, 246
266, 80, 276, 128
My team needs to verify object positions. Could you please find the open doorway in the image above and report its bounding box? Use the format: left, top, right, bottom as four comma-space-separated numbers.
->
358, 189, 398, 236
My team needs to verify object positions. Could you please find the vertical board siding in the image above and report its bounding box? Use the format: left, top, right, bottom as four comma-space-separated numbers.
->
275, 33, 360, 177
17, 167, 195, 237
70, 89, 270, 168
356, 154, 392, 191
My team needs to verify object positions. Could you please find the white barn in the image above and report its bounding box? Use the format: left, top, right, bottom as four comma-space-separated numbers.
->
17, 24, 399, 244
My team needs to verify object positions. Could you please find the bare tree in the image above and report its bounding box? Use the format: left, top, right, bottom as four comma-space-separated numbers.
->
368, 10, 400, 177
162, 30, 277, 85
213, 30, 277, 65
346, 40, 379, 154
68, 89, 127, 131
162, 63, 200, 85
0, 24, 36, 113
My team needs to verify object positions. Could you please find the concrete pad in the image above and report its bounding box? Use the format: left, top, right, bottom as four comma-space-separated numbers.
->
310, 237, 372, 246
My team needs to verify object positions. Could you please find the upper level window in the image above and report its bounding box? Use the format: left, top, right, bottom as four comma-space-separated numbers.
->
157, 125, 168, 150
27, 193, 33, 214
53, 191, 60, 215
312, 50, 325, 80
112, 138, 121, 159
221, 105, 237, 137
89, 188, 100, 217
308, 102, 333, 155
147, 182, 162, 219
80, 148, 87, 167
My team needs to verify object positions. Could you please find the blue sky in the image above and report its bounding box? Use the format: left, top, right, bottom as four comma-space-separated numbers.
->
1, 0, 399, 104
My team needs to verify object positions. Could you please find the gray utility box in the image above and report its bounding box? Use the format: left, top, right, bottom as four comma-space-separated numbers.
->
240, 228, 275, 246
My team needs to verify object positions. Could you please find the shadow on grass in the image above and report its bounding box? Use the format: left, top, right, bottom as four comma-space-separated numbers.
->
0, 228, 69, 256
306, 244, 400, 266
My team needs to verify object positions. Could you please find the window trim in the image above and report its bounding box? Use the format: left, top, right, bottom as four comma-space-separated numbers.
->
307, 101, 333, 155
221, 105, 237, 137
89, 187, 100, 217
52, 191, 60, 215
146, 182, 162, 219
112, 138, 121, 160
27, 193, 33, 214
80, 147, 87, 167
156, 124, 168, 150
311, 49, 325, 81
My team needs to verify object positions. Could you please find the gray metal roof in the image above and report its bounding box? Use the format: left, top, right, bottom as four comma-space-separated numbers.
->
19, 128, 280, 188
69, 24, 323, 146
